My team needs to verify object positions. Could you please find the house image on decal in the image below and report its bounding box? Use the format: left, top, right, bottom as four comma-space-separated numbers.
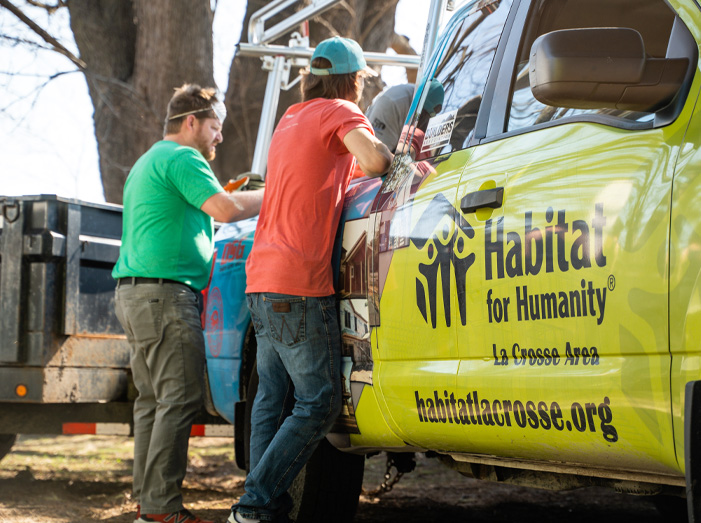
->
335, 300, 369, 431
339, 230, 367, 298
339, 299, 372, 377
340, 299, 369, 343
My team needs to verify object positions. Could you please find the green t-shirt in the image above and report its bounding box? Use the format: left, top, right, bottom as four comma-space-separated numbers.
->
112, 140, 224, 291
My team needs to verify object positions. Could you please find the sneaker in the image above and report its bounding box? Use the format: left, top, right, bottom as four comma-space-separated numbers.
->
227, 511, 260, 523
137, 508, 215, 523
133, 504, 140, 523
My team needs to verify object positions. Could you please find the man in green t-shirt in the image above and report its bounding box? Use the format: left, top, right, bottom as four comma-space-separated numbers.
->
113, 84, 263, 523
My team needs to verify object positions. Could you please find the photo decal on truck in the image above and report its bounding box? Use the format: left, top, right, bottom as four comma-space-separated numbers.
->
421, 110, 458, 154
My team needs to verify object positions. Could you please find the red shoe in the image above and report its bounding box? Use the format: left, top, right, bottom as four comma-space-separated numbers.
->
136, 508, 215, 523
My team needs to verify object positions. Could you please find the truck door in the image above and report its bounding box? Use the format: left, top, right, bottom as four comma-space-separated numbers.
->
370, 0, 517, 451
451, 0, 697, 475
669, 9, 701, 473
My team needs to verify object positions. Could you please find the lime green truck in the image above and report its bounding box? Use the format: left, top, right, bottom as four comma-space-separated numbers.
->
203, 0, 701, 520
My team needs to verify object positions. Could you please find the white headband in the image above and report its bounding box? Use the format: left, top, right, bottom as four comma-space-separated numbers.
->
169, 99, 227, 124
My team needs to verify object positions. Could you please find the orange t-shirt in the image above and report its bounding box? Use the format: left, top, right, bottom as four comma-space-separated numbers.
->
245, 98, 373, 296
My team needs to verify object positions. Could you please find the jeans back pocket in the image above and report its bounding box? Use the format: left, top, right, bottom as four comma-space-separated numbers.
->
264, 296, 307, 347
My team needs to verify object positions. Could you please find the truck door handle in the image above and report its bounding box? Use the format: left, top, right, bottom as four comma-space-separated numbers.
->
460, 187, 504, 214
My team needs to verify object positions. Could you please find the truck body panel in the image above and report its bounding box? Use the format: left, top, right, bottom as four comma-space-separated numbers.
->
203, 0, 701, 497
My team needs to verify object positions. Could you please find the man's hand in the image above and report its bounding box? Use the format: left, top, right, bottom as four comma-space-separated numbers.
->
234, 172, 266, 191
223, 177, 250, 192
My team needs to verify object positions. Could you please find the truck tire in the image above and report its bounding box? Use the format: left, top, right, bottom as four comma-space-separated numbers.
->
649, 494, 688, 520
289, 438, 365, 523
243, 361, 365, 523
0, 434, 17, 462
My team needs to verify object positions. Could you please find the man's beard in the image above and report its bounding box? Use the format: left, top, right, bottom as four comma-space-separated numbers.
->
197, 140, 216, 161
202, 147, 216, 161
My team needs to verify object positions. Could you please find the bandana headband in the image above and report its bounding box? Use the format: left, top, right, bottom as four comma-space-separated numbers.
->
168, 99, 226, 124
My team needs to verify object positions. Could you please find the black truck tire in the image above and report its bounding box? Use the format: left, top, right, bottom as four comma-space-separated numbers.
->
0, 434, 17, 462
649, 494, 688, 520
243, 361, 365, 523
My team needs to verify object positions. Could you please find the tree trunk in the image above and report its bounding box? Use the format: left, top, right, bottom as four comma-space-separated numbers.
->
68, 0, 215, 203
67, 0, 400, 198
212, 0, 400, 183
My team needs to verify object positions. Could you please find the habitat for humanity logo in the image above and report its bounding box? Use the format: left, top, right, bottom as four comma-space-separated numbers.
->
410, 193, 474, 328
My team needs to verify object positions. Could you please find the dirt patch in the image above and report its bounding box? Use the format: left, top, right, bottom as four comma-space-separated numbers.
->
0, 435, 238, 523
0, 435, 677, 522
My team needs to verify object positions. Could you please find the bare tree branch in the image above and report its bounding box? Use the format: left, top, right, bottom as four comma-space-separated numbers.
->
0, 69, 77, 129
391, 33, 417, 55
0, 33, 55, 51
359, 2, 396, 45
0, 69, 75, 81
313, 16, 338, 36
391, 33, 419, 83
0, 0, 87, 69
25, 0, 67, 14
85, 71, 162, 127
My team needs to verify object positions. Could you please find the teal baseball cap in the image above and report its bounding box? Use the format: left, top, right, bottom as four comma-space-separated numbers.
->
424, 79, 445, 117
310, 36, 378, 77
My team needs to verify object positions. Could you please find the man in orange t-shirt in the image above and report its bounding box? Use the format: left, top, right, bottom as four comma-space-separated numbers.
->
230, 37, 393, 523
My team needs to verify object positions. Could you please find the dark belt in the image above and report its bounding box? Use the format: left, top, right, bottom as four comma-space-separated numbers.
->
117, 277, 191, 290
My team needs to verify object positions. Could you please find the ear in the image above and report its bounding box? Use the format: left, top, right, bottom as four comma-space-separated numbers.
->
175, 115, 193, 135
184, 114, 198, 131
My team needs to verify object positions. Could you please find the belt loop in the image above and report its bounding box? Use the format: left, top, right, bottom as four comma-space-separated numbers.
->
158, 278, 164, 286
131, 277, 136, 286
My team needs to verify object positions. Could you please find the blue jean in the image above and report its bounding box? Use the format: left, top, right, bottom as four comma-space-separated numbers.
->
233, 292, 343, 522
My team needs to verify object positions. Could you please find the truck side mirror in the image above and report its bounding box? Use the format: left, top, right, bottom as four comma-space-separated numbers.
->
529, 27, 688, 112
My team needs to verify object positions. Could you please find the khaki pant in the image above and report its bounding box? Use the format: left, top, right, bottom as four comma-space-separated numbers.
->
114, 281, 205, 514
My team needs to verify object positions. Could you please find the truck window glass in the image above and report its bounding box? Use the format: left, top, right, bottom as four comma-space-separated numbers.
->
407, 0, 513, 158
507, 0, 690, 131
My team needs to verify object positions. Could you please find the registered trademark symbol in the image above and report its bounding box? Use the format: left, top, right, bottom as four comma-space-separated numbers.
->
608, 275, 616, 291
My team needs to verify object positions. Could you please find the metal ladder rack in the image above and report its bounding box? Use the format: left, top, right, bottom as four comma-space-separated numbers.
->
237, 0, 454, 178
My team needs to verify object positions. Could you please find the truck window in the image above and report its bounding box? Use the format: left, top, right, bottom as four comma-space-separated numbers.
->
507, 0, 694, 132
409, 0, 513, 158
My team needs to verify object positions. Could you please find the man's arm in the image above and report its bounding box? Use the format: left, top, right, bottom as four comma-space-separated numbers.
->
200, 189, 264, 222
398, 125, 424, 160
343, 128, 394, 178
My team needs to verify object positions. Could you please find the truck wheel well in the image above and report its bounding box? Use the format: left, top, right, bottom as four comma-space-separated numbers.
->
0, 434, 16, 462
